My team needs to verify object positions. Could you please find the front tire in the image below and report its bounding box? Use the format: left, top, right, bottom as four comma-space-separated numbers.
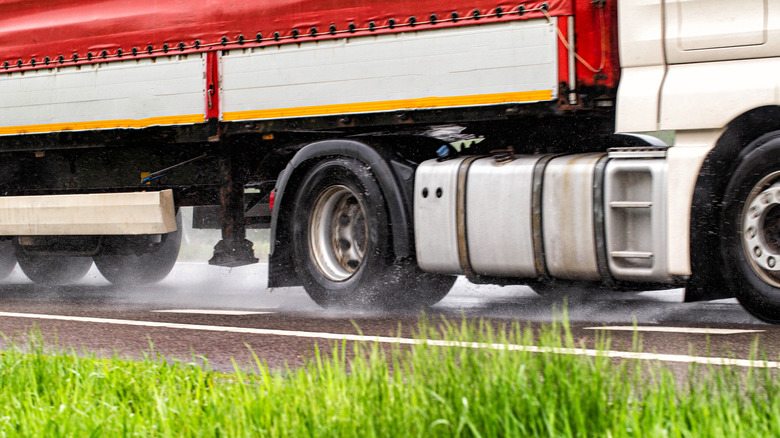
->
722, 132, 780, 322
292, 157, 454, 309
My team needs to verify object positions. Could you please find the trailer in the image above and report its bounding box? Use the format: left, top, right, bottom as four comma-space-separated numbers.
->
0, 0, 779, 321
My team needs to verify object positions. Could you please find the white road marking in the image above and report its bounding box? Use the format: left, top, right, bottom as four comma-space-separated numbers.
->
584, 326, 764, 335
152, 309, 273, 316
0, 311, 776, 368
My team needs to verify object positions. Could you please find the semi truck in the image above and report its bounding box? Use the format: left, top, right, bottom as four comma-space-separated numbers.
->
0, 0, 778, 321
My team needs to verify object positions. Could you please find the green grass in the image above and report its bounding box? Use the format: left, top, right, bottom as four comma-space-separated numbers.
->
0, 319, 779, 437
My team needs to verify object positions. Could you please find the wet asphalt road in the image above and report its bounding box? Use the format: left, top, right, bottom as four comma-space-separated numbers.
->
0, 262, 773, 372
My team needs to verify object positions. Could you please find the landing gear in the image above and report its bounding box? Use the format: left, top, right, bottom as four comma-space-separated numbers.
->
292, 157, 454, 309
93, 212, 183, 285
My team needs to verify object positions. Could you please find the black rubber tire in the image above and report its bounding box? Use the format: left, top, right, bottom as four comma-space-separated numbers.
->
721, 132, 780, 323
0, 240, 16, 281
93, 212, 182, 285
292, 157, 454, 309
16, 251, 93, 285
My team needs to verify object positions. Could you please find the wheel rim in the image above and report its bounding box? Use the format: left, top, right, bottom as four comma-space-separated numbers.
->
309, 185, 368, 281
741, 171, 780, 287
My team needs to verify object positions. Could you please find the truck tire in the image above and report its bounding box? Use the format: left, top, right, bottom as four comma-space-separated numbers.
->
0, 240, 16, 280
93, 212, 182, 285
292, 157, 454, 309
16, 252, 93, 285
721, 132, 780, 322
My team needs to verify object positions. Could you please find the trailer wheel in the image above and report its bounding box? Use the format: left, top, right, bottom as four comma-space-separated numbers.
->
0, 240, 16, 280
93, 212, 182, 285
721, 133, 780, 322
292, 157, 454, 309
16, 251, 93, 285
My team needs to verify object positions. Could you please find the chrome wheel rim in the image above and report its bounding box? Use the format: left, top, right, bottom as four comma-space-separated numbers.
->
309, 185, 367, 281
741, 171, 780, 287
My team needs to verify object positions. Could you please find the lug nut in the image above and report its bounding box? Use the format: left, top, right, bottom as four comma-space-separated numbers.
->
748, 227, 756, 239
754, 246, 763, 257
769, 257, 776, 268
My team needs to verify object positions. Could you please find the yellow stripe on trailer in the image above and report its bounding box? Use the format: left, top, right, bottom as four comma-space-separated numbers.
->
0, 115, 204, 136
223, 90, 554, 121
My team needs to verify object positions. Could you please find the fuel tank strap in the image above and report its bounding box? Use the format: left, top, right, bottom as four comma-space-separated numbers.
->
531, 154, 558, 277
456, 156, 483, 277
592, 154, 613, 283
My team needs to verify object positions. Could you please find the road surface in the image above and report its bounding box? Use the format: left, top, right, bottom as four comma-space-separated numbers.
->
0, 262, 772, 372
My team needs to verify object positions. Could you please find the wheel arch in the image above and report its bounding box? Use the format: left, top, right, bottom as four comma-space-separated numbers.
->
687, 105, 780, 301
267, 138, 429, 288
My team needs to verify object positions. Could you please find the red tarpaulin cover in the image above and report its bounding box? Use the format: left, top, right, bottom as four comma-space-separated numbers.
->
0, 0, 572, 70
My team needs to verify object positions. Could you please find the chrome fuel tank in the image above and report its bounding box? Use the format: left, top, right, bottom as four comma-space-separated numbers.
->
414, 157, 469, 274
542, 153, 605, 281
465, 156, 542, 277
415, 155, 545, 277
414, 150, 670, 284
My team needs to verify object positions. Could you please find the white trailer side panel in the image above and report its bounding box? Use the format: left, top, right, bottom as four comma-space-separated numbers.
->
0, 55, 206, 136
220, 20, 558, 121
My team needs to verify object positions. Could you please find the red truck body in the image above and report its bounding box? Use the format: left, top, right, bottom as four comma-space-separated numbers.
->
0, 0, 617, 91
